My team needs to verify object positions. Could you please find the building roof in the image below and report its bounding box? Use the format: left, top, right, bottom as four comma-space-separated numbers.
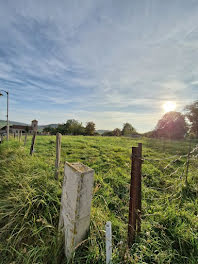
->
0, 125, 33, 130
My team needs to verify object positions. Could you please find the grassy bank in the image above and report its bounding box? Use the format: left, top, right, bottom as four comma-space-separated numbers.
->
0, 136, 197, 263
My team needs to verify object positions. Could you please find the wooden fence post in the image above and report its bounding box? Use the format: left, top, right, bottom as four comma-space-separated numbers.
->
137, 143, 142, 232
30, 132, 36, 155
128, 143, 142, 246
55, 132, 61, 180
14, 132, 16, 139
19, 131, 22, 142
24, 133, 28, 146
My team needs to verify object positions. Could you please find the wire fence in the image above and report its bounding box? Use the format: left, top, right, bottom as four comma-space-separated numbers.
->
1, 134, 197, 251
0, 135, 197, 196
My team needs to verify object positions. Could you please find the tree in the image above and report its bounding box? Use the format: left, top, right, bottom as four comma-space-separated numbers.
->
43, 126, 56, 134
185, 100, 198, 138
25, 126, 30, 133
65, 119, 84, 135
113, 128, 121, 136
102, 131, 113, 136
52, 120, 85, 135
85, 122, 96, 136
55, 124, 66, 135
155, 111, 187, 139
122, 123, 136, 136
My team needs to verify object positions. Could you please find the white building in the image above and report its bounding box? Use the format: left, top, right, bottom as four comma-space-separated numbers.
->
0, 120, 38, 135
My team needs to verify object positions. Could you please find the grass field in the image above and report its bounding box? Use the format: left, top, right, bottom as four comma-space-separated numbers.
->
0, 135, 198, 264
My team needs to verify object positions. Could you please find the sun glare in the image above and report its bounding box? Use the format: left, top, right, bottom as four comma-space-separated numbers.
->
163, 101, 176, 112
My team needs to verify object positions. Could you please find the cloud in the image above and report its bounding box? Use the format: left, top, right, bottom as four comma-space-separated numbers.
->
9, 107, 161, 132
0, 0, 197, 131
191, 80, 198, 85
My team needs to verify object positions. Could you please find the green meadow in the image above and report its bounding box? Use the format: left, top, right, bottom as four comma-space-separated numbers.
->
0, 136, 197, 264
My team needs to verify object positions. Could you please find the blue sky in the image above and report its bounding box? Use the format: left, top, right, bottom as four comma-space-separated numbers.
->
0, 0, 197, 132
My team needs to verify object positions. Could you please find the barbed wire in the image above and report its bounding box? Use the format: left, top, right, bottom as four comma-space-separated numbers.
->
129, 144, 198, 163
163, 155, 186, 170
191, 153, 198, 160
142, 154, 180, 161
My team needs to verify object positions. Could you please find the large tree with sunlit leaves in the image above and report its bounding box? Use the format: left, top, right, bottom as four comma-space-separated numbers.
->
185, 100, 198, 138
155, 111, 187, 139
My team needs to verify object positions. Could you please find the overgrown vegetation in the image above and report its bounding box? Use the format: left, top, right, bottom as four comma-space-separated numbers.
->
0, 136, 197, 263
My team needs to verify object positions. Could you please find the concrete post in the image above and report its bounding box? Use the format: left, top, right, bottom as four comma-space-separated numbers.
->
106, 221, 112, 264
59, 161, 94, 259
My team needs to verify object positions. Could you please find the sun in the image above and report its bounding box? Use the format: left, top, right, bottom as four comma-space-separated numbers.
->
163, 101, 176, 112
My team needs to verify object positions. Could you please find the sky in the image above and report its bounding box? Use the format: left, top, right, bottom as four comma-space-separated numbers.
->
0, 0, 197, 132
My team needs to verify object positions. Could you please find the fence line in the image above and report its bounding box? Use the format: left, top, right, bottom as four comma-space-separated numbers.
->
0, 135, 197, 256
142, 144, 198, 162
54, 132, 62, 180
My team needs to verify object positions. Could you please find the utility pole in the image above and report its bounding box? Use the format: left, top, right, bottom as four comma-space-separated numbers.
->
0, 90, 9, 140
6, 91, 9, 140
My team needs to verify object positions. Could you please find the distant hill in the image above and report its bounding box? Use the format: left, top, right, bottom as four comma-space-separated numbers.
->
38, 124, 59, 130
0, 120, 59, 130
37, 124, 59, 132
96, 130, 111, 135
0, 120, 28, 128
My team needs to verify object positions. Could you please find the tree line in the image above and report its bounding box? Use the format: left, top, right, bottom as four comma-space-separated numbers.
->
43, 120, 97, 136
43, 100, 198, 139
102, 123, 138, 137
43, 120, 138, 137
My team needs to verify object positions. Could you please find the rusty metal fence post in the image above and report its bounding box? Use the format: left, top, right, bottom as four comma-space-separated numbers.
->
128, 143, 142, 246
137, 143, 142, 233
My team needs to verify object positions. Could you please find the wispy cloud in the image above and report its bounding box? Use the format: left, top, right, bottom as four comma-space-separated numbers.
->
0, 0, 197, 132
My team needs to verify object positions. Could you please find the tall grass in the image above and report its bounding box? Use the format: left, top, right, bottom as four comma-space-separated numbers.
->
0, 136, 197, 263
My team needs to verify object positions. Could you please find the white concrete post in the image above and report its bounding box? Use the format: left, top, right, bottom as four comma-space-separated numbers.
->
59, 161, 94, 259
106, 221, 112, 264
